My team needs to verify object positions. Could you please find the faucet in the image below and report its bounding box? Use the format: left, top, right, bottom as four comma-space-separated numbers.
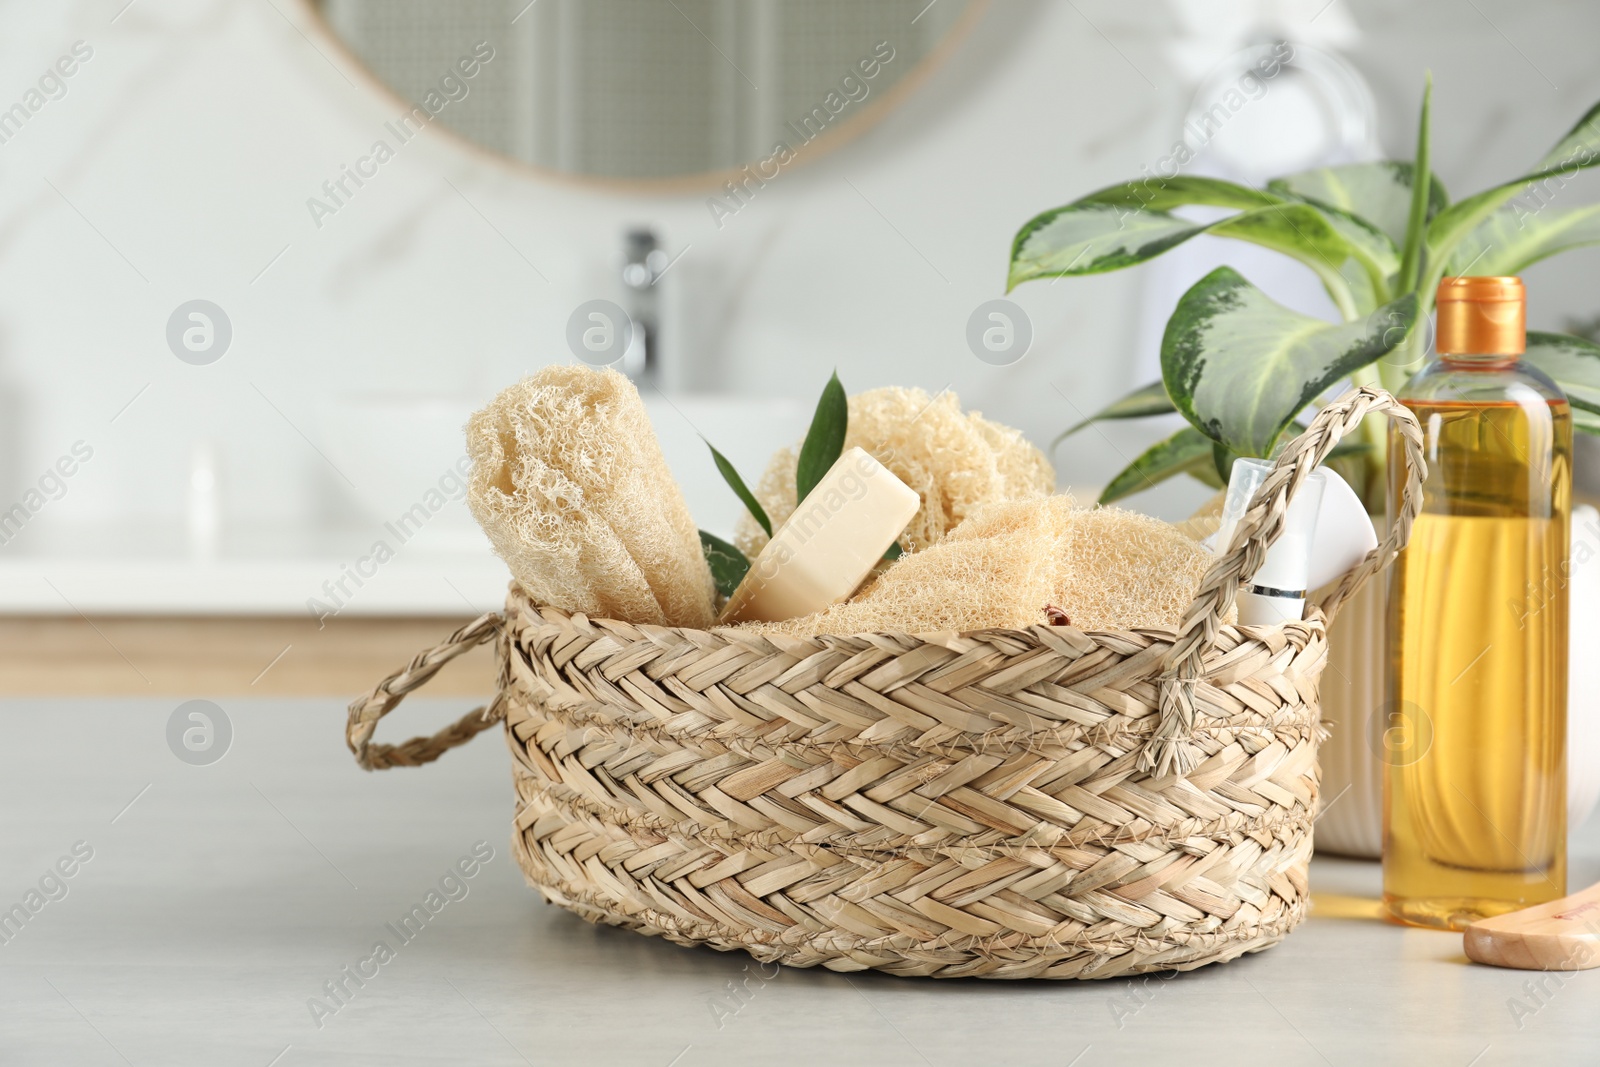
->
620, 227, 668, 386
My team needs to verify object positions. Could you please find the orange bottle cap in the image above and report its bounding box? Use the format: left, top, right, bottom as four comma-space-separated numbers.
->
1435, 276, 1525, 355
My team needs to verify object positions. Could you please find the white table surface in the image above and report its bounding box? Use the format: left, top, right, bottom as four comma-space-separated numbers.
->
3, 699, 1597, 1067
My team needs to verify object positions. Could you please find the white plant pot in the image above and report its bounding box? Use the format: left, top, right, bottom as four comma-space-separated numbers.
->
1315, 507, 1600, 857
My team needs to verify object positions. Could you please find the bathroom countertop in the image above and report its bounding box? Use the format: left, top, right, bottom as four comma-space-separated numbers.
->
3, 699, 1597, 1067
0, 549, 509, 616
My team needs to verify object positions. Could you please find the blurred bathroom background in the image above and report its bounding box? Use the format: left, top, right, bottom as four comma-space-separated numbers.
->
1, 0, 1598, 692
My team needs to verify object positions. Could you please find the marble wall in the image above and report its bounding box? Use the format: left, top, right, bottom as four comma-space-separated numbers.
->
0, 0, 1596, 563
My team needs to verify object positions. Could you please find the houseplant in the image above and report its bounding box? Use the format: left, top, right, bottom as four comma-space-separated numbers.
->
1008, 77, 1600, 855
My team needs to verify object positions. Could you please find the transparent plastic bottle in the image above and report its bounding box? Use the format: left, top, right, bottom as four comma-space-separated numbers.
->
1384, 276, 1569, 931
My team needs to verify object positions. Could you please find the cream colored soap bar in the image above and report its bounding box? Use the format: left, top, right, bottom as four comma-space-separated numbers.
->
720, 447, 919, 624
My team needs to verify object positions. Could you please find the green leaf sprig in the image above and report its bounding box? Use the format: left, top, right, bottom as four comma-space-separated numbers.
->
795, 372, 848, 503
698, 530, 750, 599
708, 443, 770, 537
699, 372, 902, 597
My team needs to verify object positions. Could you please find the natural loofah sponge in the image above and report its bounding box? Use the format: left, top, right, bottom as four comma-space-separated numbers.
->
1055, 506, 1229, 631
465, 366, 715, 628
742, 495, 1227, 637
734, 387, 1054, 560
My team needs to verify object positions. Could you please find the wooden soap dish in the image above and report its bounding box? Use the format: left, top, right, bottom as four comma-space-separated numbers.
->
1464, 882, 1600, 971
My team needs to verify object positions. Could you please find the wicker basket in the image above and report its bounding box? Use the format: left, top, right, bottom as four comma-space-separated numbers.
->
347, 387, 1423, 979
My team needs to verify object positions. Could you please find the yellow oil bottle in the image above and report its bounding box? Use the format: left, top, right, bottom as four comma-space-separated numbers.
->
1384, 276, 1569, 931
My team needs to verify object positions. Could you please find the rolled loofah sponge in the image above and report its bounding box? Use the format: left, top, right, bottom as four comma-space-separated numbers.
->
465, 366, 716, 628
734, 386, 1054, 560
740, 495, 1228, 637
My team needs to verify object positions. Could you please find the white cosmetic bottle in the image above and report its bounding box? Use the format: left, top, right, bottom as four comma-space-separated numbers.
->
1210, 458, 1375, 625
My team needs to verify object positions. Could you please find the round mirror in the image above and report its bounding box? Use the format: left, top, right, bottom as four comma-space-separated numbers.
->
308, 0, 985, 188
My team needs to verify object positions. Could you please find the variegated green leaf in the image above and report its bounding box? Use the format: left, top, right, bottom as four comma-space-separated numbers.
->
1162, 267, 1418, 456
1098, 425, 1222, 504
1446, 202, 1600, 276
1008, 202, 1351, 298
1053, 380, 1174, 448
1532, 99, 1600, 172
1335, 254, 1382, 317
1008, 204, 1212, 286
1282, 197, 1400, 310
1267, 161, 1448, 248
1426, 99, 1600, 288
1521, 330, 1600, 419
1078, 175, 1282, 212
1397, 77, 1435, 295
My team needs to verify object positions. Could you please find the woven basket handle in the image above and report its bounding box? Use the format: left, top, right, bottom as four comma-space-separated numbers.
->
1140, 386, 1425, 777
346, 611, 506, 770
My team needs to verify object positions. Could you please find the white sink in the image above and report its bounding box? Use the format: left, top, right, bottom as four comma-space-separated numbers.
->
0, 393, 805, 616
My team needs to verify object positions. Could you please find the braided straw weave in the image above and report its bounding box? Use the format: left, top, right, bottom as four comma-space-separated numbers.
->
348, 387, 1424, 979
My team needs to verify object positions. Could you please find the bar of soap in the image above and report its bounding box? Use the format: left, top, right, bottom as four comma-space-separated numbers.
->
720, 447, 919, 624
